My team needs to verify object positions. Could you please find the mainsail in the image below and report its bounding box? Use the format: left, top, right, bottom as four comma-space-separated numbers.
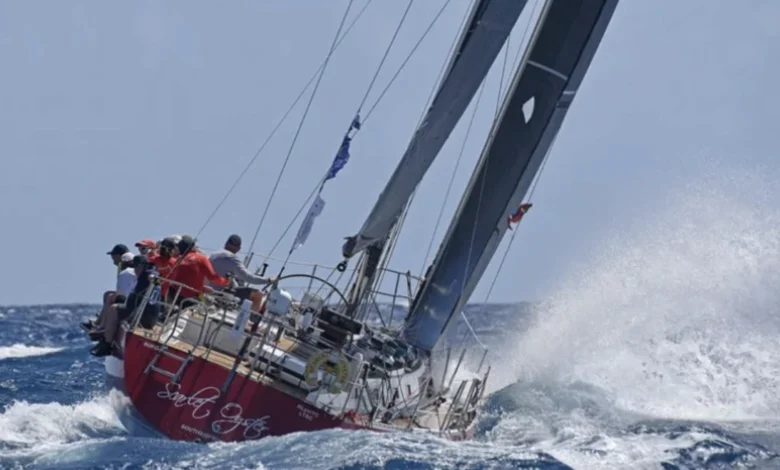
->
341, 0, 529, 259
402, 0, 620, 353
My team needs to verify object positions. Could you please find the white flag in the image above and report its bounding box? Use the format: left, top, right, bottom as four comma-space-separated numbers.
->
291, 194, 325, 252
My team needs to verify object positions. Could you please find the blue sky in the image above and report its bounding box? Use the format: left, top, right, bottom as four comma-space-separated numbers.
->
0, 0, 777, 306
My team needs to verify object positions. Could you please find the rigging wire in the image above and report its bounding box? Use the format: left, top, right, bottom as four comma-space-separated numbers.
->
261, 177, 325, 267
361, 0, 476, 318
418, 80, 486, 277
416, 0, 521, 279
455, 0, 545, 349
454, 142, 555, 358
266, 0, 416, 272
476, 0, 541, 133
355, 0, 415, 114
471, 136, 555, 325
361, 0, 454, 126
494, 34, 511, 119
460, 0, 558, 342
147, 2, 371, 293
259, 0, 461, 269
414, 0, 521, 279
262, 0, 454, 312
195, 0, 374, 242
508, 0, 544, 97
456, 2, 528, 308
458, 126, 491, 310
378, 0, 474, 267
245, 0, 356, 257
417, 8, 517, 278
309, 1, 420, 311
408, 0, 542, 269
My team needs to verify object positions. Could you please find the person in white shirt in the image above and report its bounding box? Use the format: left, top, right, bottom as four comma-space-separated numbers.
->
82, 245, 136, 332
86, 252, 138, 337
116, 252, 138, 297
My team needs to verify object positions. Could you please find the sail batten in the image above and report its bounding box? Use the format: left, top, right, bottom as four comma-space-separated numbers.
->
402, 0, 620, 354
342, 0, 530, 259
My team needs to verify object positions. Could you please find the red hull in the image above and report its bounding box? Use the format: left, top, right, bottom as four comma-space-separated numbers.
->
123, 332, 367, 442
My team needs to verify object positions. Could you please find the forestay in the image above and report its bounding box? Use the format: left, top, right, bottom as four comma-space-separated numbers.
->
403, 0, 620, 353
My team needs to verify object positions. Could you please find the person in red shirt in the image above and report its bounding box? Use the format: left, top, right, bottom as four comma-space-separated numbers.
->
147, 237, 178, 298
168, 235, 228, 306
135, 239, 157, 257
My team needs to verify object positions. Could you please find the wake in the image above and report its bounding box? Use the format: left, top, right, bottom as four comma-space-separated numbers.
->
0, 344, 64, 361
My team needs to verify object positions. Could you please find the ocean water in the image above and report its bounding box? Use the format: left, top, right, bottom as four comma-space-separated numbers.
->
1, 295, 778, 470
3, 170, 780, 469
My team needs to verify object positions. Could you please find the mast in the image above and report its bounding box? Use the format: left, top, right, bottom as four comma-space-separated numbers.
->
341, 0, 529, 260
402, 0, 620, 353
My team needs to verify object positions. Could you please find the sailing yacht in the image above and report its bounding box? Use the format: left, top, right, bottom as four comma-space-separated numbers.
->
103, 0, 619, 443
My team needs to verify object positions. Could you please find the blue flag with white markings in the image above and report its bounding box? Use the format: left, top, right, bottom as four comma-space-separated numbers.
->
324, 114, 361, 182
325, 135, 351, 182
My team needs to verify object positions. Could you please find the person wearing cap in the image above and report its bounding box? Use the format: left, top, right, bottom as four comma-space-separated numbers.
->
135, 239, 157, 257
116, 252, 138, 297
91, 255, 162, 357
106, 244, 130, 270
147, 237, 178, 299
209, 234, 276, 313
82, 244, 134, 332
85, 251, 137, 334
164, 234, 188, 258
167, 235, 229, 305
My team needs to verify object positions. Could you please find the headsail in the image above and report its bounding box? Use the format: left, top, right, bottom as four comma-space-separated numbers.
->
402, 0, 620, 353
341, 0, 529, 259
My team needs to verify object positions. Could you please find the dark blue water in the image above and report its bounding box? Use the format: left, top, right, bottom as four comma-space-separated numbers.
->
0, 304, 778, 470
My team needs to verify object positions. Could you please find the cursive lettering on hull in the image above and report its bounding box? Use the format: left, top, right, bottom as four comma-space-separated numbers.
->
157, 383, 271, 440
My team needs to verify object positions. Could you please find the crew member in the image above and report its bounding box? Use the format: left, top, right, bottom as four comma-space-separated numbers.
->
135, 239, 157, 257
209, 234, 275, 313
91, 255, 161, 357
167, 235, 229, 308
82, 245, 134, 332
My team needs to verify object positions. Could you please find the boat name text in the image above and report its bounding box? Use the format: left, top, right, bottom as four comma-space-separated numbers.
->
297, 404, 320, 422
157, 384, 271, 439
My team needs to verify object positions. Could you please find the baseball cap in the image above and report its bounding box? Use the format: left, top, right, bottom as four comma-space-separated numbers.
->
135, 239, 156, 249
160, 237, 176, 249
226, 234, 242, 247
107, 244, 129, 256
177, 235, 196, 255
121, 252, 135, 263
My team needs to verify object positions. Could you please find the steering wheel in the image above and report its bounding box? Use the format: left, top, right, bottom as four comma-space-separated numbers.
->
261, 273, 350, 307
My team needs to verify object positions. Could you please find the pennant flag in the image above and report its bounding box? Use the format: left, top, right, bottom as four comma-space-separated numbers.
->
507, 202, 533, 229
291, 195, 326, 252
